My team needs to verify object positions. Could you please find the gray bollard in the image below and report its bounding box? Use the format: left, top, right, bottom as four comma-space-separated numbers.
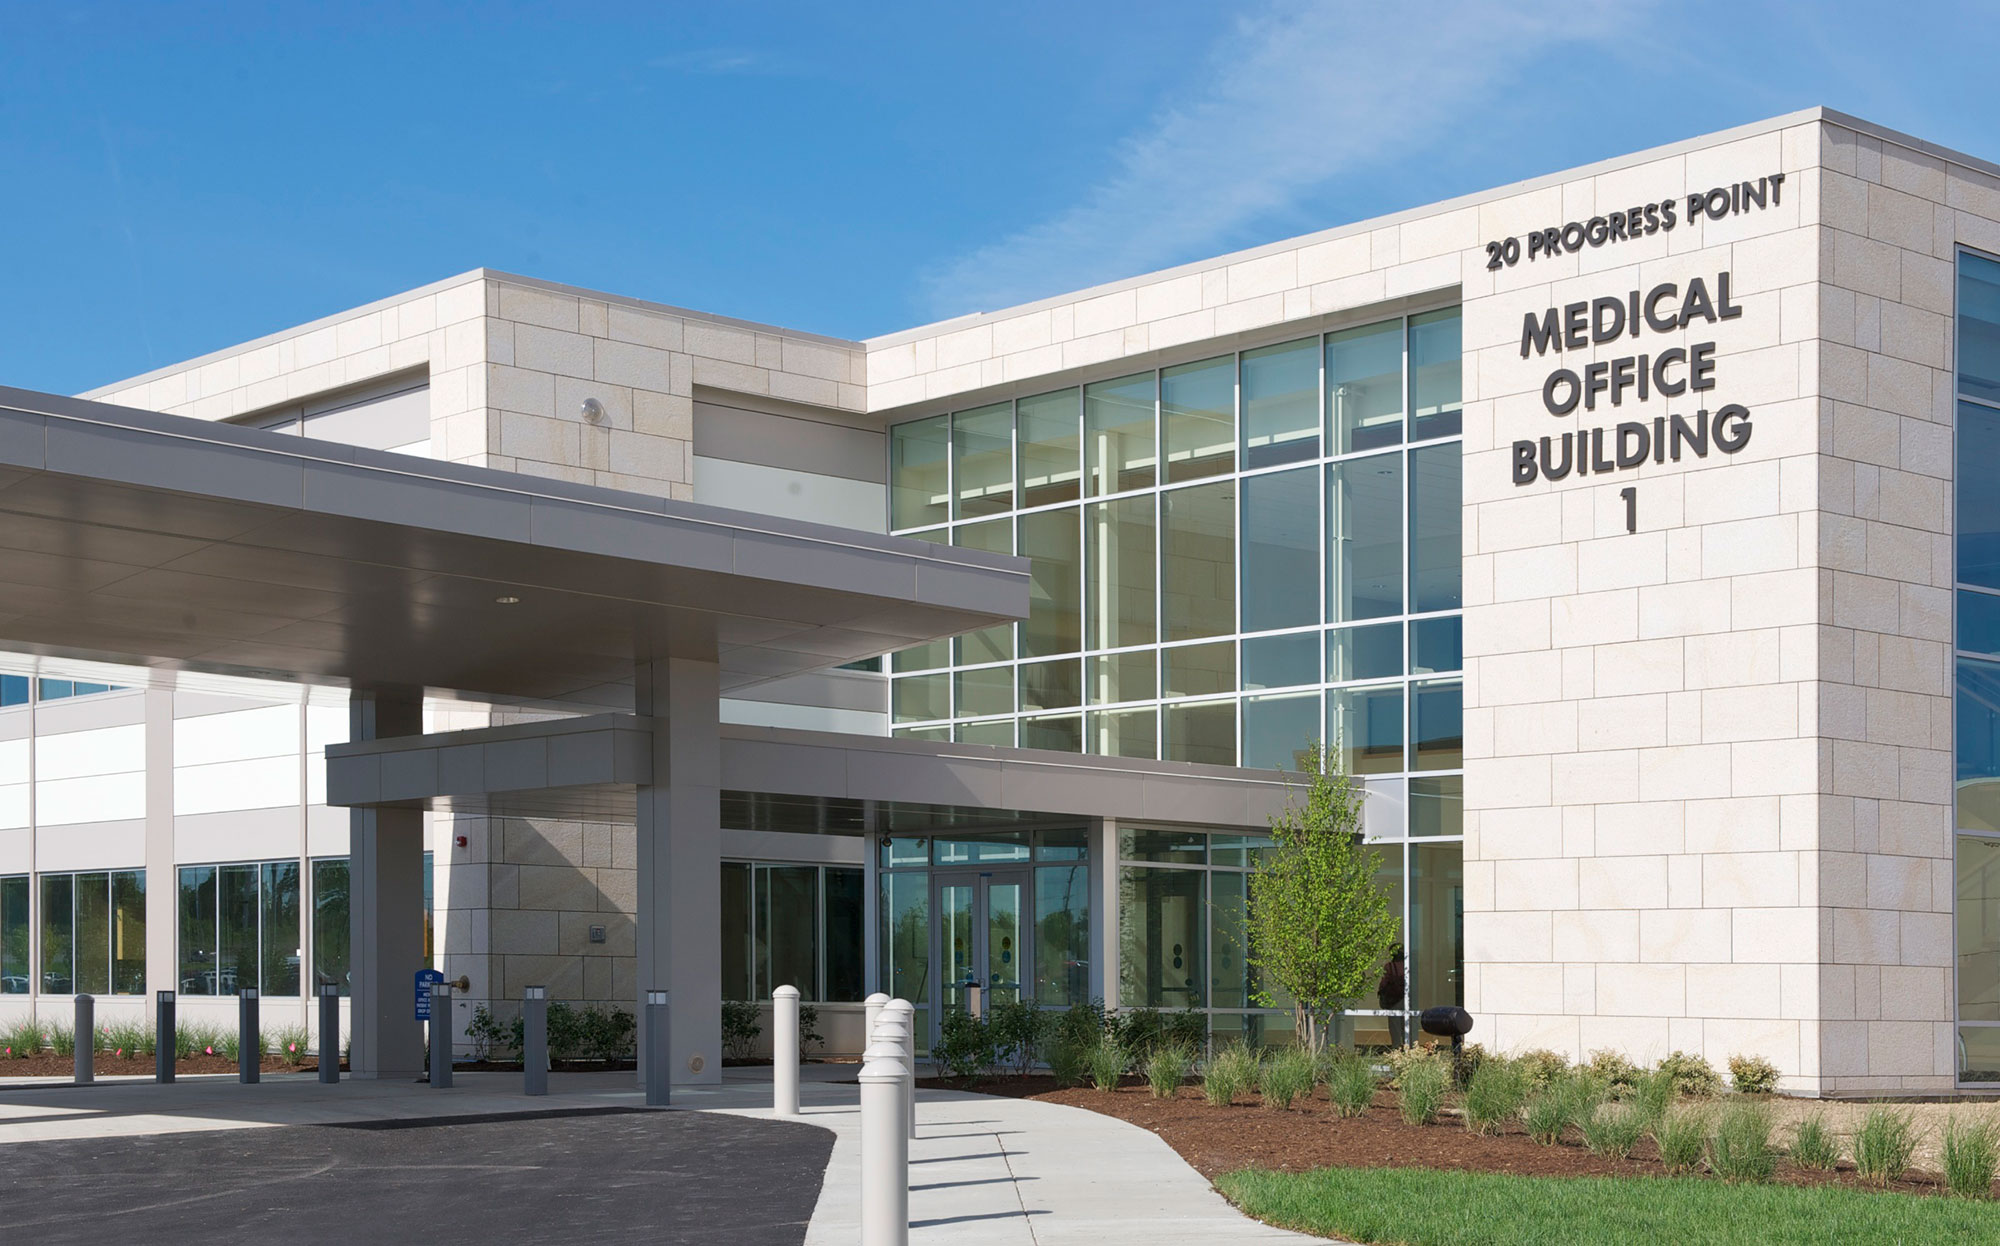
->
429, 982, 452, 1088
73, 994, 94, 1085
859, 1028, 910, 1246
155, 990, 175, 1083
318, 983, 340, 1084
238, 988, 260, 1084
523, 986, 549, 1097
644, 989, 670, 1107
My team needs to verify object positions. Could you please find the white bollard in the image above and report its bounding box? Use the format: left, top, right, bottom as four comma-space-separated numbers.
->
884, 998, 917, 1140
864, 991, 888, 1055
772, 984, 801, 1116
860, 1026, 910, 1246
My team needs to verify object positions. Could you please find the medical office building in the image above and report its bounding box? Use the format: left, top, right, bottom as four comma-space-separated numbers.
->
0, 106, 1997, 1096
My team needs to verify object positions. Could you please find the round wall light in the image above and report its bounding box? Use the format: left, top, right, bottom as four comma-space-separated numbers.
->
580, 397, 605, 424
494, 595, 521, 605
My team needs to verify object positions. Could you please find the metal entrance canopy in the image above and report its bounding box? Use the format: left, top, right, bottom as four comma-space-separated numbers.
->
0, 386, 1026, 707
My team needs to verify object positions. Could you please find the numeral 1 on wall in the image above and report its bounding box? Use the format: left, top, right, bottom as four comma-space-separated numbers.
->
1619, 486, 1636, 534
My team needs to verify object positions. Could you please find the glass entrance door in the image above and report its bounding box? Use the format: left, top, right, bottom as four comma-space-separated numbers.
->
932, 868, 1030, 1033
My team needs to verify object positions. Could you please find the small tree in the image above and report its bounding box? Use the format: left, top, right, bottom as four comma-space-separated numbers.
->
1246, 742, 1400, 1055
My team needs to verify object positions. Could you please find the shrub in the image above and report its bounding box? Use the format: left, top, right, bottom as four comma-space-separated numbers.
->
268, 1024, 311, 1067
1707, 1099, 1776, 1183
1580, 1101, 1646, 1160
1087, 1035, 1127, 1092
721, 1000, 761, 1061
1051, 1000, 1107, 1053
1584, 1049, 1641, 1101
1397, 1055, 1449, 1125
1852, 1107, 1918, 1186
933, 1010, 995, 1082
1463, 1058, 1529, 1136
1790, 1112, 1841, 1171
990, 1000, 1046, 1076
1655, 1050, 1723, 1099
1453, 1041, 1490, 1088
579, 1005, 636, 1062
46, 1021, 75, 1058
1146, 1042, 1194, 1098
1047, 1039, 1087, 1088
1326, 1053, 1379, 1119
1652, 1104, 1710, 1175
1262, 1046, 1317, 1110
1203, 1043, 1258, 1106
1522, 1074, 1597, 1146
1941, 1113, 2000, 1199
798, 1004, 824, 1060
1727, 1053, 1780, 1095
1115, 1007, 1205, 1062
1514, 1048, 1570, 1091
1386, 1044, 1447, 1090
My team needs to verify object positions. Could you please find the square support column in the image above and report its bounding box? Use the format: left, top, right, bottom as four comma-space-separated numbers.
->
635, 657, 723, 1086
348, 691, 426, 1080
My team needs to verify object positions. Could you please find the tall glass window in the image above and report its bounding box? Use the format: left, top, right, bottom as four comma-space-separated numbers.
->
312, 857, 350, 994
890, 415, 949, 529
952, 403, 1012, 520
1086, 495, 1156, 650
1085, 372, 1156, 495
1329, 452, 1403, 621
1162, 356, 1234, 483
178, 860, 307, 996
1240, 338, 1319, 468
1241, 467, 1318, 632
719, 863, 865, 1003
1408, 308, 1463, 441
0, 875, 26, 993
1020, 509, 1081, 658
1017, 388, 1081, 508
1163, 481, 1236, 641
1957, 249, 2000, 1082
1327, 319, 1403, 453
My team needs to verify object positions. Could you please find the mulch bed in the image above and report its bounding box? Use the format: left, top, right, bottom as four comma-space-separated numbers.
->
920, 1075, 1973, 1199
0, 1053, 330, 1077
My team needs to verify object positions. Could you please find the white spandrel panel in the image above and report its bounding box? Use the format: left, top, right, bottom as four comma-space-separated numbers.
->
175, 704, 301, 766
36, 724, 144, 780
693, 456, 887, 532
175, 756, 300, 816
37, 773, 145, 824
0, 785, 25, 832
0, 739, 25, 785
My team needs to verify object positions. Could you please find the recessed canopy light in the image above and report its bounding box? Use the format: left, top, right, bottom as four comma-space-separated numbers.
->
494, 595, 521, 605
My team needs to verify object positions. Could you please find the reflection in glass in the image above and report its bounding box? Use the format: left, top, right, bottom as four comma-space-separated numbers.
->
1962, 252, 2000, 405
1163, 480, 1236, 640
261, 861, 301, 996
1410, 775, 1464, 837
1120, 827, 1207, 863
955, 519, 1016, 664
1960, 402, 2000, 591
1329, 453, 1402, 621
1085, 372, 1157, 495
1035, 864, 1090, 1006
1412, 842, 1463, 1010
0, 875, 26, 993
891, 414, 949, 529
1962, 590, 2000, 658
1329, 684, 1403, 775
879, 872, 930, 1049
178, 866, 216, 995
720, 862, 752, 1000
1959, 657, 2000, 835
1242, 690, 1321, 772
1086, 495, 1156, 650
955, 719, 1016, 747
1409, 443, 1462, 613
955, 665, 1014, 719
893, 673, 949, 723
757, 864, 820, 1001
1412, 679, 1463, 770
1021, 714, 1083, 753
1020, 658, 1082, 713
1326, 320, 1403, 453
1241, 338, 1319, 468
75, 873, 111, 995
112, 870, 145, 994
1164, 698, 1237, 766
1961, 836, 2000, 1023
219, 864, 258, 995
1017, 388, 1081, 508
1211, 871, 1251, 1008
952, 403, 1013, 519
1162, 356, 1234, 483
1409, 308, 1462, 441
1120, 866, 1205, 1008
988, 880, 1023, 1004
1411, 615, 1464, 674
40, 874, 73, 994
1087, 649, 1157, 705
1242, 630, 1320, 690
826, 868, 865, 1002
312, 859, 349, 994
1088, 706, 1158, 759
1163, 641, 1235, 698
1241, 467, 1319, 632
1328, 622, 1403, 682
1020, 508, 1082, 657
1961, 1025, 2000, 1082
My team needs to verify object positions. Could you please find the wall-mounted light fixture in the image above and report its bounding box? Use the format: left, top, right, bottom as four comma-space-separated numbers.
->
580, 397, 605, 424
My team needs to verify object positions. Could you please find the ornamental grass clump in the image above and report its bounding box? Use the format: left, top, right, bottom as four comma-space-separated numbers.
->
1630, 1067, 1676, 1129
104, 1017, 151, 1058
1145, 1042, 1193, 1099
1941, 1113, 2000, 1199
1727, 1053, 1780, 1095
1260, 1046, 1317, 1110
1462, 1057, 1529, 1136
1707, 1099, 1776, 1183
1326, 1053, 1379, 1119
1203, 1043, 1258, 1107
1852, 1107, 1918, 1186
1789, 1112, 1841, 1171
1047, 1039, 1087, 1089
1652, 1104, 1711, 1175
1, 1015, 42, 1057
45, 1021, 75, 1058
1521, 1074, 1597, 1146
1397, 1054, 1449, 1126
1580, 1101, 1646, 1160
1087, 1036, 1127, 1092
269, 1024, 311, 1067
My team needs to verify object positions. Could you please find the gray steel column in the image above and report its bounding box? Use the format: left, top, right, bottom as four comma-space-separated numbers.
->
73, 994, 94, 1085
634, 657, 722, 1088
318, 983, 340, 1084
155, 990, 175, 1083
523, 986, 548, 1097
429, 982, 452, 1087
644, 990, 671, 1107
238, 988, 260, 1084
348, 690, 426, 1080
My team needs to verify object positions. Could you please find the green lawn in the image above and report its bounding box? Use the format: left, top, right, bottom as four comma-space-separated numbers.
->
1217, 1166, 2000, 1244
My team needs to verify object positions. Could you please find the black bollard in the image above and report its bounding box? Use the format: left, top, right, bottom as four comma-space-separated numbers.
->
238, 988, 260, 1084
318, 983, 340, 1084
155, 990, 175, 1083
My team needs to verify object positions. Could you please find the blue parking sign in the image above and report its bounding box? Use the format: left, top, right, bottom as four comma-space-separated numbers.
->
414, 969, 444, 1021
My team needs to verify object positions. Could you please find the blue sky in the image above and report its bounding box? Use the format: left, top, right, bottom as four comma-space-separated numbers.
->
1, 0, 1993, 394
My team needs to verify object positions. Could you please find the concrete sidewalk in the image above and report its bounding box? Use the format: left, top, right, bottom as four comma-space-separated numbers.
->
0, 1066, 1330, 1244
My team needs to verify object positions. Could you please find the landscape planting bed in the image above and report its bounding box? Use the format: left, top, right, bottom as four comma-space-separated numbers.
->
0, 1053, 326, 1077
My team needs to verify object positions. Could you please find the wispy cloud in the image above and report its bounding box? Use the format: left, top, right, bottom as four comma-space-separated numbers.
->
919, 0, 1642, 319
650, 47, 780, 76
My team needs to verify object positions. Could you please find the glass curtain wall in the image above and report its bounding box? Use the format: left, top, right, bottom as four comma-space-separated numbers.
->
718, 862, 865, 1003
884, 310, 1463, 810
1957, 248, 2000, 1082
180, 853, 433, 997
33, 871, 145, 995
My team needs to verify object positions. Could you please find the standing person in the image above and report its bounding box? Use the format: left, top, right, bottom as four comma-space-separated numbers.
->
1376, 946, 1407, 1046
